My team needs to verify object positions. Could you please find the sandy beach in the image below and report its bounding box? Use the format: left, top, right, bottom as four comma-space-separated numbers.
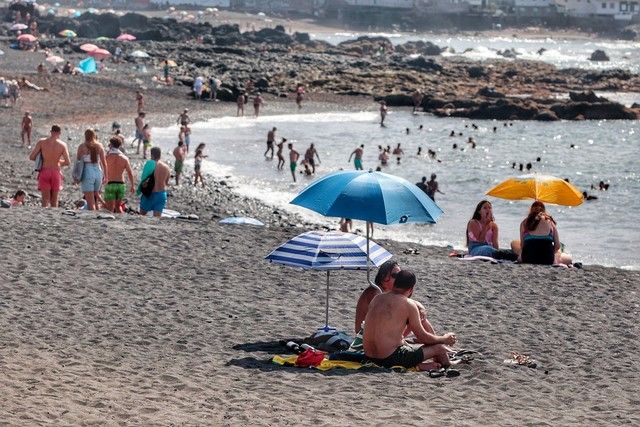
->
1, 23, 640, 426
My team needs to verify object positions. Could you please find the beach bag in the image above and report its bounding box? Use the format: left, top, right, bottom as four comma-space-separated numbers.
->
295, 349, 326, 367
304, 330, 352, 353
140, 173, 155, 197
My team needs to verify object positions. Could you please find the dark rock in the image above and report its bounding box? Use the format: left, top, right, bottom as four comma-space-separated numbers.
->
379, 93, 413, 106
618, 29, 637, 40
468, 66, 487, 78
293, 32, 311, 43
497, 48, 519, 58
211, 24, 240, 36
216, 87, 236, 102
338, 36, 393, 55
405, 56, 442, 72
535, 111, 559, 121
120, 12, 148, 29
632, 103, 640, 108
551, 102, 638, 120
569, 91, 609, 103
477, 87, 505, 98
589, 50, 610, 62
503, 69, 518, 78
274, 24, 286, 33
395, 40, 443, 56
245, 28, 294, 45
255, 77, 269, 89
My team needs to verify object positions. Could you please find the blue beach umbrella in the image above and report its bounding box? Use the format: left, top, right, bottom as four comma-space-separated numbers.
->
219, 216, 264, 226
291, 170, 443, 283
265, 230, 392, 330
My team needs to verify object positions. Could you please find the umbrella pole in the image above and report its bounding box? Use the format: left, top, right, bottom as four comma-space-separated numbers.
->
366, 223, 373, 286
325, 271, 330, 330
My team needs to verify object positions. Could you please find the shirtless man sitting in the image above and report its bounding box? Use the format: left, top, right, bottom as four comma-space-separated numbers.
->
139, 147, 170, 217
29, 124, 70, 208
363, 270, 456, 370
104, 138, 135, 213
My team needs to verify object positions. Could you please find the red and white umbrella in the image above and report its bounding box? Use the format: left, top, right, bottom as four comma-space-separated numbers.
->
88, 48, 111, 60
116, 33, 136, 41
80, 43, 99, 52
17, 34, 37, 42
46, 55, 65, 64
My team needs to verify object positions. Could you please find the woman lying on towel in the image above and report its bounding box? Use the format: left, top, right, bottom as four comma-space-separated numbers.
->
466, 200, 517, 261
511, 201, 572, 266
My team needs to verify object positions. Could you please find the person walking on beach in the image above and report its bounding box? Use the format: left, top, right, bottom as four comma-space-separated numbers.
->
177, 109, 190, 127
237, 93, 245, 116
296, 84, 305, 109
173, 140, 187, 185
276, 137, 286, 170
348, 144, 365, 170
288, 143, 300, 183
253, 92, 264, 117
29, 124, 70, 208
304, 143, 321, 174
104, 137, 135, 213
133, 112, 145, 154
21, 111, 32, 148
142, 124, 152, 159
135, 90, 144, 113
411, 90, 423, 114
138, 147, 170, 217
76, 129, 107, 211
363, 270, 456, 371
163, 59, 171, 84
194, 145, 207, 187
426, 173, 444, 201
379, 101, 388, 127
264, 127, 276, 159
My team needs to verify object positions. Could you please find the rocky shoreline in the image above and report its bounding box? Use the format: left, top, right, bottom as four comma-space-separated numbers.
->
5, 10, 640, 121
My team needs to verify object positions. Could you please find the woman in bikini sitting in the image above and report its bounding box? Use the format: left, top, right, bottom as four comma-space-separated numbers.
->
466, 200, 517, 261
512, 201, 572, 266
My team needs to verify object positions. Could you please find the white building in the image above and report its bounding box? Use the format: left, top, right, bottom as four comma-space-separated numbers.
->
514, 0, 554, 15
344, 0, 415, 8
553, 0, 639, 17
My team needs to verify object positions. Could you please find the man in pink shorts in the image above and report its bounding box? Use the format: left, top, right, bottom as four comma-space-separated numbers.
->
29, 125, 71, 208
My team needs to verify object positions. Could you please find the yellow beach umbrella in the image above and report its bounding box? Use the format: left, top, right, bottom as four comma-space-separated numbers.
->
486, 174, 584, 207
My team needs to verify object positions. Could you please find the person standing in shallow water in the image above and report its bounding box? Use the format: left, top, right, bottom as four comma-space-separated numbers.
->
426, 174, 444, 201
276, 138, 286, 170
379, 101, 388, 127
264, 127, 276, 159
253, 93, 264, 117
237, 93, 245, 117
348, 144, 365, 170
288, 143, 299, 182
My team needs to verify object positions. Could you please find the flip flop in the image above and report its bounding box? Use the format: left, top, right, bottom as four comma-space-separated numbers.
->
445, 368, 461, 378
428, 369, 445, 378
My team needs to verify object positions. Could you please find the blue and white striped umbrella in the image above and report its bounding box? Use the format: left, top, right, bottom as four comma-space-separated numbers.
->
265, 230, 392, 331
265, 230, 391, 270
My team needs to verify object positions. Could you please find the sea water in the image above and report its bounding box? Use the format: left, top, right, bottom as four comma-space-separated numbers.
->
313, 32, 640, 74
154, 111, 639, 270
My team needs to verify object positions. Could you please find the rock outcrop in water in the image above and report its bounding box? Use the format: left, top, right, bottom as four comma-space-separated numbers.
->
12, 10, 639, 121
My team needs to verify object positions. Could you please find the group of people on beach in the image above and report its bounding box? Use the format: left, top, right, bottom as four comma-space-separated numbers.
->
26, 123, 172, 216
355, 260, 457, 372
465, 199, 572, 266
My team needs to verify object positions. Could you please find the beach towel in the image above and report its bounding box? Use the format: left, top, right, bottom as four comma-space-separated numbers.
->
272, 354, 374, 371
136, 160, 156, 196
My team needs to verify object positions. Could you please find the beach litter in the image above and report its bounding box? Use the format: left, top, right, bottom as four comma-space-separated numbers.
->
504, 351, 538, 369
